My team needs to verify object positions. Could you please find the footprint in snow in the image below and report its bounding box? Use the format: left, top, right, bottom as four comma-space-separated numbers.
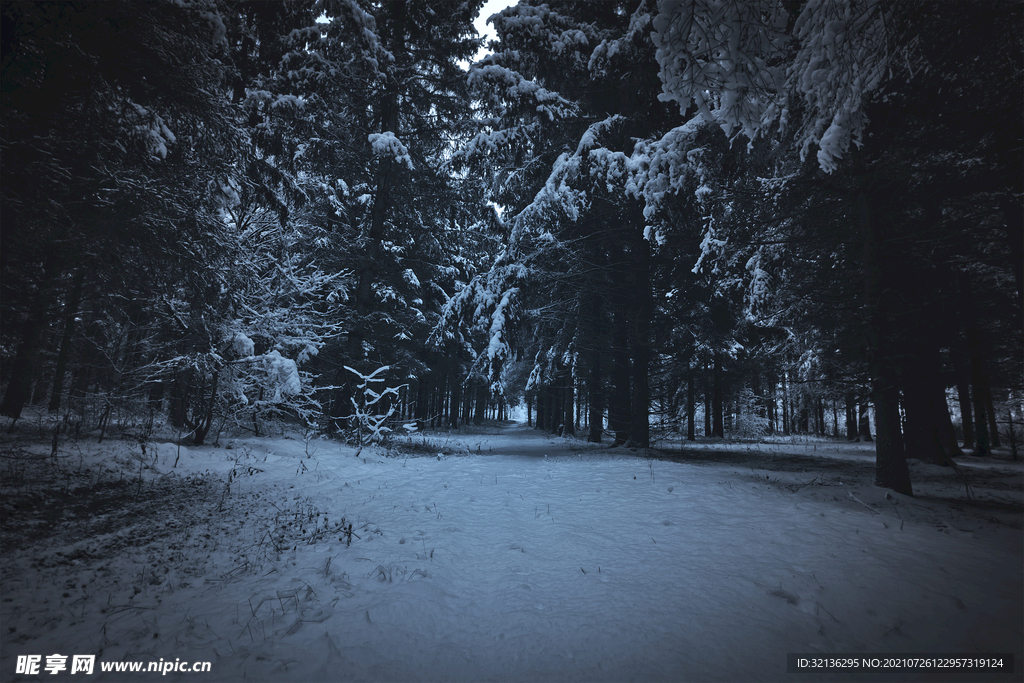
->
768, 587, 800, 605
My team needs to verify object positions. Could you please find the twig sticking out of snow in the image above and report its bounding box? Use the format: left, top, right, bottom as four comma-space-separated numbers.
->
884, 492, 905, 531
840, 482, 880, 515
816, 601, 841, 623
948, 462, 975, 501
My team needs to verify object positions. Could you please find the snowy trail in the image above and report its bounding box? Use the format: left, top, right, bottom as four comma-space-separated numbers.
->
2, 425, 1021, 682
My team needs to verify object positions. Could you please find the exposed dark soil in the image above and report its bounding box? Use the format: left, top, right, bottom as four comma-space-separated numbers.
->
0, 445, 222, 555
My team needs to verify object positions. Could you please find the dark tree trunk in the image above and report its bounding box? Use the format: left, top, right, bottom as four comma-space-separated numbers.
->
966, 327, 991, 456
474, 380, 487, 425
189, 373, 218, 446
781, 370, 790, 436
901, 340, 961, 465
536, 388, 545, 431
1, 261, 59, 422
170, 370, 190, 431
858, 388, 873, 442
628, 238, 652, 448
859, 189, 912, 495
608, 312, 631, 446
817, 396, 826, 436
148, 381, 164, 419
588, 352, 603, 443
1, 320, 45, 422
686, 363, 696, 441
983, 387, 999, 450
983, 384, 1000, 449
415, 376, 428, 421
845, 391, 858, 440
711, 354, 724, 438
549, 383, 560, 435
950, 341, 974, 449
448, 374, 461, 430
1000, 192, 1024, 305
579, 379, 585, 431
703, 362, 712, 436
751, 372, 760, 418
562, 371, 575, 437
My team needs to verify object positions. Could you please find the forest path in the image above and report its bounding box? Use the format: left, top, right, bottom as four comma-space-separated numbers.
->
2, 425, 1021, 682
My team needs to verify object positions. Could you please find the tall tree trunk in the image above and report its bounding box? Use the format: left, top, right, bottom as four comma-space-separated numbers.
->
549, 383, 560, 435
190, 373, 218, 446
901, 339, 961, 465
448, 373, 461, 430
983, 384, 1000, 449
686, 362, 696, 441
588, 352, 603, 443
845, 391, 858, 440
965, 327, 991, 456
859, 189, 912, 495
47, 271, 85, 413
628, 238, 652, 448
1000, 192, 1024, 306
703, 362, 712, 437
608, 311, 631, 446
818, 396, 827, 436
781, 369, 790, 435
950, 341, 974, 449
474, 380, 487, 425
858, 387, 873, 442
352, 4, 406, 363
711, 354, 724, 438
563, 371, 575, 437
170, 369, 190, 431
536, 388, 546, 431
1, 259, 59, 422
575, 375, 582, 432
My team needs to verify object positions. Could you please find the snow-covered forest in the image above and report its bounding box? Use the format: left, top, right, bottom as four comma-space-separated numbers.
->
2, 0, 1022, 487
1, 1, 1022, 681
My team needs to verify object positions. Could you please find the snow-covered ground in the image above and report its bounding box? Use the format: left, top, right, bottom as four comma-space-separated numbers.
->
2, 421, 1021, 682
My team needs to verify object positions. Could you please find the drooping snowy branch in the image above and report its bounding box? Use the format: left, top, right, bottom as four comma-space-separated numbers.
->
651, 0, 790, 140
650, 0, 898, 172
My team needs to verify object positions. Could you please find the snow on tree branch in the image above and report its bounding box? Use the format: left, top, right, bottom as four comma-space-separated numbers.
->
651, 0, 789, 140
369, 132, 415, 170
651, 0, 897, 172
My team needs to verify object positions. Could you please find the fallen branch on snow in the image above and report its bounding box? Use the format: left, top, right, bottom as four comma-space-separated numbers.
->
840, 482, 880, 515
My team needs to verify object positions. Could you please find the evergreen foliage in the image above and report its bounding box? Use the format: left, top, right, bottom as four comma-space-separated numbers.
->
1, 0, 1019, 493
